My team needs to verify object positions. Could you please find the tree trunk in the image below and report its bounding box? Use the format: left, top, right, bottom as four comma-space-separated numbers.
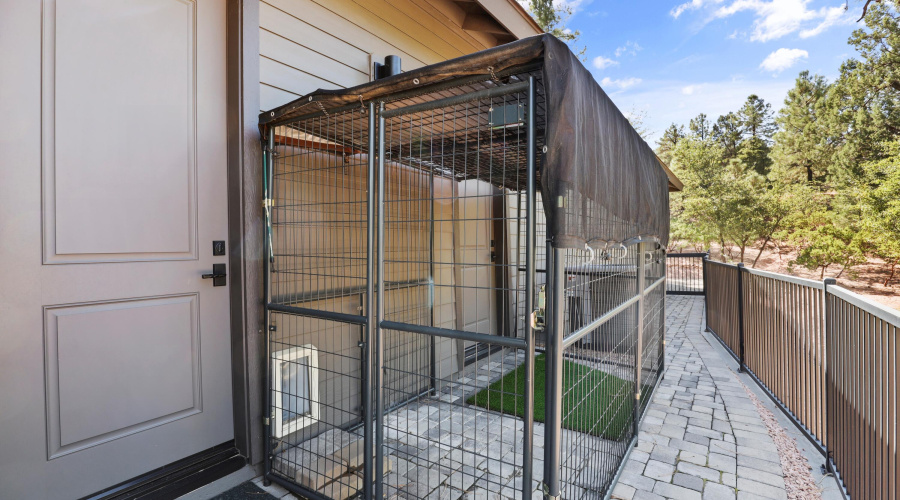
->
820, 264, 828, 280
885, 261, 897, 287
836, 265, 847, 279
752, 237, 772, 268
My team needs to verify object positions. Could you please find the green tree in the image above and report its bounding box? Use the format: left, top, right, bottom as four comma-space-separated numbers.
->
738, 95, 776, 143
689, 113, 712, 141
712, 112, 743, 159
827, 2, 900, 181
527, 0, 584, 56
856, 140, 900, 285
656, 123, 685, 164
771, 71, 834, 184
670, 137, 768, 261
736, 95, 775, 175
789, 209, 866, 279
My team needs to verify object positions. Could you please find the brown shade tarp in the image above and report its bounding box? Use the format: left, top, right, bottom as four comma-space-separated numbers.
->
260, 34, 670, 249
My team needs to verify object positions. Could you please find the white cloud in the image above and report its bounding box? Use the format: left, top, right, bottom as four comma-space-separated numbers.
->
592, 56, 619, 70
601, 77, 643, 90
671, 0, 724, 19
675, 0, 853, 41
799, 5, 846, 38
760, 48, 809, 73
682, 85, 697, 95
615, 41, 643, 57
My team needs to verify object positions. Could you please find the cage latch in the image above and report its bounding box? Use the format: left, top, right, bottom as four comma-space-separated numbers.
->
531, 285, 546, 332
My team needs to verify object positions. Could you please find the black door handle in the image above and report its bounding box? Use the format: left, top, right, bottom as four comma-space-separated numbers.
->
202, 263, 227, 286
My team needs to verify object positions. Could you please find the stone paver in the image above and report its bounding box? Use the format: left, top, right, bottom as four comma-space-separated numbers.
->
614, 297, 787, 500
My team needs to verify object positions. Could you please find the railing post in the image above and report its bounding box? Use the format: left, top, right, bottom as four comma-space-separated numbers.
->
634, 242, 646, 435
522, 75, 536, 500
702, 253, 710, 331
543, 243, 564, 500
363, 102, 376, 500
736, 263, 746, 373
263, 128, 275, 486
822, 277, 836, 475
374, 102, 386, 500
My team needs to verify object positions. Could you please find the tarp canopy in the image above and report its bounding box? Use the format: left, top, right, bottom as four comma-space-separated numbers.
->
260, 34, 670, 249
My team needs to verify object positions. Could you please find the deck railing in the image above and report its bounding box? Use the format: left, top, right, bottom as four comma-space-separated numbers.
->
700, 257, 900, 500
665, 252, 707, 295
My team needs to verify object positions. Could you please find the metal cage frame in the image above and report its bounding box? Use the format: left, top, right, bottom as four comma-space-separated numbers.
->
260, 75, 666, 500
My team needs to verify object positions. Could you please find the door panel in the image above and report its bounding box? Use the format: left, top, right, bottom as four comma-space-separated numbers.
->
0, 1, 233, 498
45, 0, 196, 260
454, 180, 497, 363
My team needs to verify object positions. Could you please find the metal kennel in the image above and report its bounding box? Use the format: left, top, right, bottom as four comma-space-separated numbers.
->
259, 34, 670, 500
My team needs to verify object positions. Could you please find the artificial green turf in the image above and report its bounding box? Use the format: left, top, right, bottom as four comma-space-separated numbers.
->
466, 354, 633, 440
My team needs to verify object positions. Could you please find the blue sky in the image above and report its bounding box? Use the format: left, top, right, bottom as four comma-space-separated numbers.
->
553, 0, 865, 143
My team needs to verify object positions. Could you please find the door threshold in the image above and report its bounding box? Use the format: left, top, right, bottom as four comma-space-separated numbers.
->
80, 441, 245, 500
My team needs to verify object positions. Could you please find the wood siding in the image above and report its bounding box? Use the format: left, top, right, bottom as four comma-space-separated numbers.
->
259, 0, 506, 111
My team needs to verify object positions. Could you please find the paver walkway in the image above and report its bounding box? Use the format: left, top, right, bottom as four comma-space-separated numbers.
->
612, 296, 792, 500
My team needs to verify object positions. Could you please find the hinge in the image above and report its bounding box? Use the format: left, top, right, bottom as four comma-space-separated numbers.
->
262, 198, 274, 209
263, 417, 270, 426
635, 392, 641, 401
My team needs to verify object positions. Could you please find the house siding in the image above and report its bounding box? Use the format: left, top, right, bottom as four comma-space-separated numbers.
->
259, 0, 503, 111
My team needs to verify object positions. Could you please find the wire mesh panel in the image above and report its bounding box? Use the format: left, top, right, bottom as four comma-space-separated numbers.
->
553, 242, 666, 500
266, 106, 373, 498
377, 81, 537, 500
262, 72, 667, 500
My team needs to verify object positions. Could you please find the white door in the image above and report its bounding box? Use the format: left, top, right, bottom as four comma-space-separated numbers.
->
0, 1, 234, 498
454, 180, 498, 363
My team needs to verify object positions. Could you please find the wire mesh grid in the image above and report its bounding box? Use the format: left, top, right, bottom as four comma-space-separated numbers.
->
267, 106, 374, 497
263, 73, 666, 500
555, 245, 640, 500
378, 86, 536, 500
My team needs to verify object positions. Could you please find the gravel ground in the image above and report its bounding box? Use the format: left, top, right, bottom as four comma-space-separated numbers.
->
734, 372, 823, 500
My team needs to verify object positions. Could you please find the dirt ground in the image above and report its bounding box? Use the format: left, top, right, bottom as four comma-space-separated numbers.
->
670, 241, 900, 312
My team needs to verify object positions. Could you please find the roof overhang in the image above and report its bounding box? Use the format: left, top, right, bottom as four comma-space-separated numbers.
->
656, 154, 684, 192
457, 0, 543, 42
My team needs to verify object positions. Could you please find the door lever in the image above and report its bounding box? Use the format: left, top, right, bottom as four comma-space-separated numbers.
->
202, 263, 227, 286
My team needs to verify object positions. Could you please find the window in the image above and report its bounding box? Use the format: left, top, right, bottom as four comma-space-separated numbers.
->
272, 345, 320, 438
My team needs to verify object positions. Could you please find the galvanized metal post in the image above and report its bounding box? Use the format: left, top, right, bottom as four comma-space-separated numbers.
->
659, 248, 666, 376
736, 263, 746, 372
821, 277, 836, 475
702, 253, 710, 332
363, 102, 376, 500
374, 102, 387, 500
522, 76, 536, 500
544, 243, 564, 500
634, 242, 645, 435
263, 128, 275, 485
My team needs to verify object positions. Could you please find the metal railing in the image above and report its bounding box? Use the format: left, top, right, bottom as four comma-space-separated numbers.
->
665, 252, 706, 295
702, 257, 900, 500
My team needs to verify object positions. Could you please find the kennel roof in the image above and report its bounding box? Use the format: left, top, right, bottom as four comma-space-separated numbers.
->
260, 34, 674, 249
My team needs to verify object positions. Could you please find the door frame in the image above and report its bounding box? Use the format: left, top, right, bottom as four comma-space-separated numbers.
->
225, 0, 265, 465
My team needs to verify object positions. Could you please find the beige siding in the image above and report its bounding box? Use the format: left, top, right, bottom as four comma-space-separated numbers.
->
259, 0, 504, 111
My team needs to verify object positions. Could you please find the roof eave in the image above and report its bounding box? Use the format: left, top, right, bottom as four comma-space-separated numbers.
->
656, 154, 684, 192
473, 0, 544, 40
